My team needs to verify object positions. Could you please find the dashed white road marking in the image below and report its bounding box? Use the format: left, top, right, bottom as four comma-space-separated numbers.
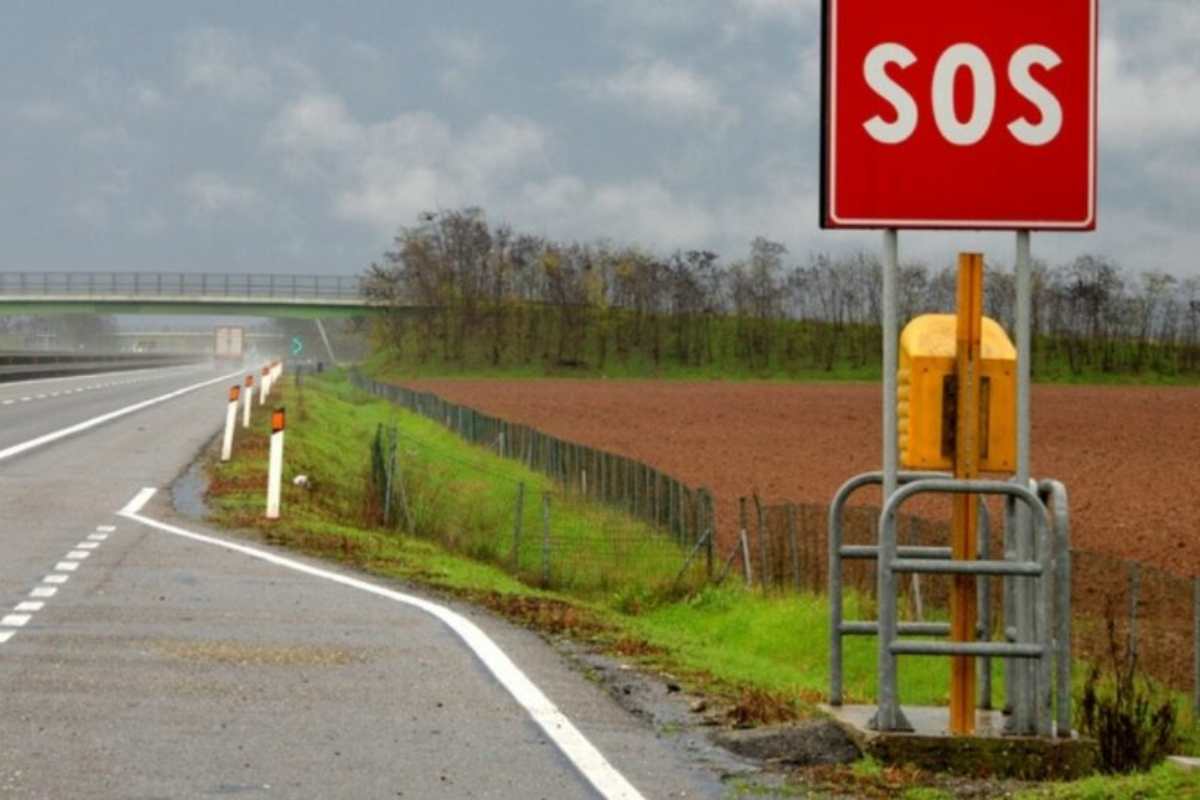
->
88, 534, 109, 542
0, 369, 243, 464
97, 525, 116, 533
0, 368, 205, 409
2, 524, 118, 647
119, 488, 647, 800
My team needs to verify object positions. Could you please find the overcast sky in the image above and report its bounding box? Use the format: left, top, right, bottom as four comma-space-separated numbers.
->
2, 1, 1197, 279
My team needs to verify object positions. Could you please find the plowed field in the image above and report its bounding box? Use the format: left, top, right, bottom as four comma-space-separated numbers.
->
401, 379, 1200, 576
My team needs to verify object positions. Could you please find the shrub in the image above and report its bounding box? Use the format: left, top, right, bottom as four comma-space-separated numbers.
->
1078, 601, 1178, 773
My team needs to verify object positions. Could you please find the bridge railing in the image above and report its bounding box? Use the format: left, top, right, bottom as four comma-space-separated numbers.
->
0, 272, 366, 301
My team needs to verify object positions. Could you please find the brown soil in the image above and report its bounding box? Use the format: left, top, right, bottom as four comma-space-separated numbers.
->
402, 379, 1200, 577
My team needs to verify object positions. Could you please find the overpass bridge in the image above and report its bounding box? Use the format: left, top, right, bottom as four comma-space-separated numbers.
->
0, 271, 387, 319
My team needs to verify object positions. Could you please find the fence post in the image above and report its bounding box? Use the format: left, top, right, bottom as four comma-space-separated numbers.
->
910, 517, 925, 622
513, 483, 525, 569
383, 427, 396, 527
1194, 576, 1199, 718
740, 529, 753, 586
541, 493, 551, 587
1128, 562, 1141, 664
705, 490, 715, 581
754, 494, 769, 589
788, 504, 800, 593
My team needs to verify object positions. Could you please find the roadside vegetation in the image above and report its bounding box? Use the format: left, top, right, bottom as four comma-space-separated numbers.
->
206, 370, 1198, 797
360, 207, 1200, 385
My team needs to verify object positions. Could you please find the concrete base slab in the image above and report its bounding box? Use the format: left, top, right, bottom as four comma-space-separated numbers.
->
821, 705, 1098, 780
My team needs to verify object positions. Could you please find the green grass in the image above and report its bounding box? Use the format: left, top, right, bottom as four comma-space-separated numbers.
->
207, 369, 1200, 794
208, 370, 974, 710
1016, 762, 1200, 799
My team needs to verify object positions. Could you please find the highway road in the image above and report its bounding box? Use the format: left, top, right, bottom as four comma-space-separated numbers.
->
0, 363, 730, 798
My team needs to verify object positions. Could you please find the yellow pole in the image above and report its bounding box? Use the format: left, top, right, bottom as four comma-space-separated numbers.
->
950, 253, 984, 735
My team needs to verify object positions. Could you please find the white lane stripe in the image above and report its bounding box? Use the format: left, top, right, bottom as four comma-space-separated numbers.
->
119, 489, 647, 800
15, 601, 44, 613
66, 550, 90, 560
77, 542, 100, 550
0, 631, 14, 644
0, 364, 199, 391
43, 574, 69, 584
97, 525, 116, 532
1, 614, 31, 627
0, 369, 242, 464
87, 534, 109, 542
54, 561, 80, 572
2, 400, 12, 405
30, 587, 57, 598
20, 397, 31, 402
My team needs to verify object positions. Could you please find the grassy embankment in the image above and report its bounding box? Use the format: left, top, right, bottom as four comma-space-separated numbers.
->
207, 371, 1198, 797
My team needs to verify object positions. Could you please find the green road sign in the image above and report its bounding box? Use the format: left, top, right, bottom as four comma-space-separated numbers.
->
291, 336, 304, 356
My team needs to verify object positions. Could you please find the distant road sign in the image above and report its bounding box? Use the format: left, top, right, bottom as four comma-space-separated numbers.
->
291, 336, 303, 356
820, 0, 1098, 230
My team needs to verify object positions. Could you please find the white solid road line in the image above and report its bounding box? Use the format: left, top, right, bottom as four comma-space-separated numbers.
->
0, 369, 243, 464
119, 488, 648, 800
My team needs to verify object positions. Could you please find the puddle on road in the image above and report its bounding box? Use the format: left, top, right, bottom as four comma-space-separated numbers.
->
172, 457, 209, 521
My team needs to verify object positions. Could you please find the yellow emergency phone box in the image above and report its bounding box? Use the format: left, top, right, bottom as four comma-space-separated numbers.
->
897, 314, 1016, 472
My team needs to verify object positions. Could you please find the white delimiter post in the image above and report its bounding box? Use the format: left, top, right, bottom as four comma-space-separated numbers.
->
266, 407, 285, 520
221, 385, 240, 462
260, 366, 270, 406
242, 375, 254, 429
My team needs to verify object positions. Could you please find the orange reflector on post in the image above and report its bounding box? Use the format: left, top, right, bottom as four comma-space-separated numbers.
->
272, 408, 286, 433
229, 385, 240, 402
245, 375, 254, 387
262, 367, 269, 376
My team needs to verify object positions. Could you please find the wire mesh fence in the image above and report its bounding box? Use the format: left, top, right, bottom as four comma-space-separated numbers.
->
349, 370, 1198, 714
752, 497, 1200, 715
351, 372, 714, 596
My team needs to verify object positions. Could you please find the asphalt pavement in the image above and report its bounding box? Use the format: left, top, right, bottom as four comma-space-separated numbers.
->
0, 363, 730, 799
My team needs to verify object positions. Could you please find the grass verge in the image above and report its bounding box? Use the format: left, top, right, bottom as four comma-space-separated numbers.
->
206, 370, 1198, 795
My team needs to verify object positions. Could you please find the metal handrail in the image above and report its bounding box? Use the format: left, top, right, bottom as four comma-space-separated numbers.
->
1038, 479, 1073, 738
0, 271, 367, 301
827, 470, 953, 707
875, 479, 1054, 736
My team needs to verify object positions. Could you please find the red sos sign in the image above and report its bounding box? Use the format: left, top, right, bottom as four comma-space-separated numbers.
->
820, 0, 1097, 230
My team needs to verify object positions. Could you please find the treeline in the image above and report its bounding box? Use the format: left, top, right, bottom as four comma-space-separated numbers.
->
363, 208, 1200, 379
